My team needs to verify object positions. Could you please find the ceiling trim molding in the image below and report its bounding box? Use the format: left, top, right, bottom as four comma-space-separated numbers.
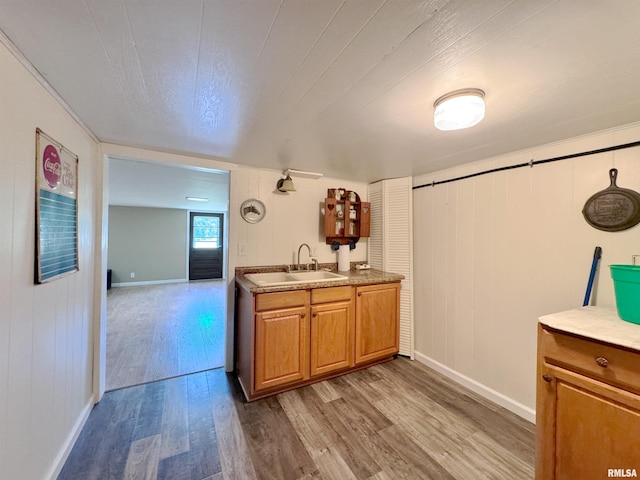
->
0, 29, 100, 143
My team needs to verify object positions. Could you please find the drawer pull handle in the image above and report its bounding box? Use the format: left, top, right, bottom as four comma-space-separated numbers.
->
595, 356, 609, 367
542, 373, 552, 383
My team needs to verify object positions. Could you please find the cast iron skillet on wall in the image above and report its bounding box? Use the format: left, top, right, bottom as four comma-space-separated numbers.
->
582, 168, 640, 231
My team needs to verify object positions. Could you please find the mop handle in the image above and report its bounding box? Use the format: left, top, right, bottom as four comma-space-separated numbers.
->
583, 246, 602, 307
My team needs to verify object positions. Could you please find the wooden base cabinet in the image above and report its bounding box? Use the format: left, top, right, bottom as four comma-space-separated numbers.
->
236, 282, 399, 401
536, 324, 640, 479
255, 305, 309, 391
310, 299, 353, 377
355, 283, 400, 365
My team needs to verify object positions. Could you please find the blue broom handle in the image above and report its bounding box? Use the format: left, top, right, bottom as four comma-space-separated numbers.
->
583, 246, 602, 307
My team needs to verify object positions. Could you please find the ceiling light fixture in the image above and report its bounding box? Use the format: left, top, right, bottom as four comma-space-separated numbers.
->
433, 88, 486, 131
186, 196, 209, 202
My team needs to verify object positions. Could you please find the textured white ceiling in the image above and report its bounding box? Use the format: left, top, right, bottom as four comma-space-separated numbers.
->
108, 158, 229, 212
2, 0, 640, 183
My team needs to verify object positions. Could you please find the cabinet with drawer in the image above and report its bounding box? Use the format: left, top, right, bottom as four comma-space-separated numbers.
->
536, 323, 640, 479
236, 281, 399, 401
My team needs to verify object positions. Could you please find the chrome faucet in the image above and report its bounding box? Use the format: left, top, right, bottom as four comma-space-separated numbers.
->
297, 243, 318, 271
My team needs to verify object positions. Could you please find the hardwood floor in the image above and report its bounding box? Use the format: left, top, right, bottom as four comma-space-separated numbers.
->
107, 281, 226, 391
59, 358, 534, 480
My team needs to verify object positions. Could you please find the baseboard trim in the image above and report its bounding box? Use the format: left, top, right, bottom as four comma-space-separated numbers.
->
111, 278, 188, 287
414, 351, 536, 424
45, 399, 93, 480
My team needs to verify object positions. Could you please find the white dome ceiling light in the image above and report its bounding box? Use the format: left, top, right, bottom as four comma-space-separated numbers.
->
434, 88, 486, 131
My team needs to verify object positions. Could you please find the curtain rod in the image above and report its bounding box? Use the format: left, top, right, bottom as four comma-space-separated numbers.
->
413, 139, 640, 190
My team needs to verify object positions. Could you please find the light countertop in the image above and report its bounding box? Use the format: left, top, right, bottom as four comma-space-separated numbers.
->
235, 264, 404, 294
539, 306, 640, 351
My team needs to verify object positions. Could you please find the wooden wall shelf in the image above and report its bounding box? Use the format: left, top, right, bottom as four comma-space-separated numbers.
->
323, 189, 370, 245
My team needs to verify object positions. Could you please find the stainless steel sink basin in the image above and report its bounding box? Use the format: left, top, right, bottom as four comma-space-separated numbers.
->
244, 270, 347, 286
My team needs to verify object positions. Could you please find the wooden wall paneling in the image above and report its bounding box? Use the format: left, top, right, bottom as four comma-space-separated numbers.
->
444, 181, 458, 367
430, 182, 448, 364
472, 173, 499, 389
502, 167, 537, 404
454, 178, 476, 377
530, 158, 575, 313
488, 168, 510, 396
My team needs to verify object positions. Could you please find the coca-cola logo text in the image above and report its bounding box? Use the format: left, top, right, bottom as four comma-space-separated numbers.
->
43, 144, 61, 188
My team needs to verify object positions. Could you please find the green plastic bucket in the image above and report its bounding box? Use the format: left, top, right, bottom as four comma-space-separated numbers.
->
610, 265, 640, 324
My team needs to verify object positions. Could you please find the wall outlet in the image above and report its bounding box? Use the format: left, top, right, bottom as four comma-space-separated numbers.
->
130, 272, 135, 278
238, 243, 247, 256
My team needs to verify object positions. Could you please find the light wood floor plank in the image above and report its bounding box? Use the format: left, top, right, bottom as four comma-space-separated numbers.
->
59, 359, 534, 480
107, 281, 226, 391
124, 434, 161, 480
206, 370, 258, 480
159, 376, 190, 460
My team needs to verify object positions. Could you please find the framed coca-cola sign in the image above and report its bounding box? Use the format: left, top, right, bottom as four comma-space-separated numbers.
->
35, 128, 79, 284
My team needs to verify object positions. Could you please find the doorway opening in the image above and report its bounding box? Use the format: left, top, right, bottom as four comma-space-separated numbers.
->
104, 156, 230, 392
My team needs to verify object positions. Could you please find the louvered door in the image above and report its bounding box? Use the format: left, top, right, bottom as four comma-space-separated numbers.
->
368, 177, 414, 358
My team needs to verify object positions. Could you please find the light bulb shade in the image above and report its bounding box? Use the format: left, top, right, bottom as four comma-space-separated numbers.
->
434, 88, 485, 131
276, 174, 296, 192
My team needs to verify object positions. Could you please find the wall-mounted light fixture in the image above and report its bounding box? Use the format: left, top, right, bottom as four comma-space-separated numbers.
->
186, 196, 209, 202
434, 88, 485, 131
275, 168, 323, 193
276, 174, 296, 193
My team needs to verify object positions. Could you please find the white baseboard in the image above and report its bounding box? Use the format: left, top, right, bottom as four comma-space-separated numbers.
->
414, 351, 536, 424
111, 278, 187, 287
45, 399, 93, 480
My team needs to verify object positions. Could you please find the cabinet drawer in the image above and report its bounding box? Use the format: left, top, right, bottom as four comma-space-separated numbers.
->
311, 286, 352, 304
540, 326, 640, 394
255, 290, 307, 311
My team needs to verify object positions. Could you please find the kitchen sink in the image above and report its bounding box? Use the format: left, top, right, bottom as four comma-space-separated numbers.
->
244, 270, 348, 286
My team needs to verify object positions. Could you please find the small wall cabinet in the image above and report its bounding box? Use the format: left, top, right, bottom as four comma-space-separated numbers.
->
536, 322, 640, 479
324, 189, 370, 245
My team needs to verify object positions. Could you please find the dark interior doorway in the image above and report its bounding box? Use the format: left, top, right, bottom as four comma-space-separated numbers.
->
189, 212, 224, 280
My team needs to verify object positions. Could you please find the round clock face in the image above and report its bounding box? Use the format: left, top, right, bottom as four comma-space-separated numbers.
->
240, 198, 266, 223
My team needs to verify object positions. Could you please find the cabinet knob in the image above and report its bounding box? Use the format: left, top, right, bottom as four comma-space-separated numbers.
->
301, 313, 306, 318
542, 373, 552, 383
595, 356, 609, 368
312, 313, 317, 317
358, 292, 362, 297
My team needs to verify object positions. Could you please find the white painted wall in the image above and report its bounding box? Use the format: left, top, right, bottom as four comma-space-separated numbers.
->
413, 123, 640, 421
99, 146, 369, 386
0, 41, 99, 480
232, 166, 369, 267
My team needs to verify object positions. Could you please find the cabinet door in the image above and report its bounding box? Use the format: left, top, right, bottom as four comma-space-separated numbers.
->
310, 301, 353, 377
355, 283, 400, 364
254, 306, 309, 392
537, 364, 640, 480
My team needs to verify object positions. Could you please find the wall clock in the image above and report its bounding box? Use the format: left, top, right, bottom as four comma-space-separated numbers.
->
240, 198, 266, 223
